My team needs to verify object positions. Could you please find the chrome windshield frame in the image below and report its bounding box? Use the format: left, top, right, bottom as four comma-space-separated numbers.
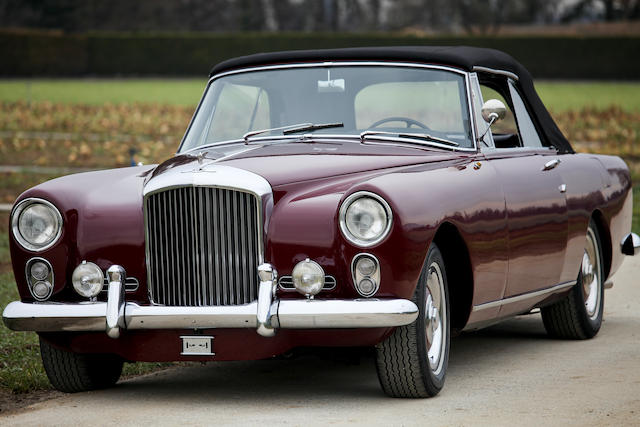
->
177, 61, 479, 154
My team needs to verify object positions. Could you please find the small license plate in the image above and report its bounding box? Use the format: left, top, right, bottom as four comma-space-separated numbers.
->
180, 335, 215, 356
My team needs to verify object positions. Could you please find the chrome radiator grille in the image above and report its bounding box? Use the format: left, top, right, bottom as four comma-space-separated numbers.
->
145, 186, 261, 306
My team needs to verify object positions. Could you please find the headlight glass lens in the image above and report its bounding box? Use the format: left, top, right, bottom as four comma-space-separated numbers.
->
12, 200, 62, 251
292, 259, 325, 297
341, 193, 392, 247
30, 261, 50, 281
72, 262, 104, 298
356, 256, 377, 276
32, 281, 52, 299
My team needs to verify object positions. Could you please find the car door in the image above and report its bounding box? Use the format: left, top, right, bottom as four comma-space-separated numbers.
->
478, 77, 568, 307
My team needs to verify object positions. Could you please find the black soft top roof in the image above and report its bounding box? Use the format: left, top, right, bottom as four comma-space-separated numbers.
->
209, 46, 573, 154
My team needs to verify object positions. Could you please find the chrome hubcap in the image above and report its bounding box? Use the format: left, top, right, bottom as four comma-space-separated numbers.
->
581, 228, 601, 320
425, 262, 446, 375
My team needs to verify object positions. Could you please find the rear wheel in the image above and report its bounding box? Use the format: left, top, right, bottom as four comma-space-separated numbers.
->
375, 243, 450, 398
40, 336, 123, 393
541, 220, 604, 339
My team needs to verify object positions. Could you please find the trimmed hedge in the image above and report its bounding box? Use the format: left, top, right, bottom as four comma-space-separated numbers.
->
1, 31, 638, 79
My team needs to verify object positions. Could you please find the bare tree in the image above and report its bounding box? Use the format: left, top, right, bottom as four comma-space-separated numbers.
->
261, 0, 279, 31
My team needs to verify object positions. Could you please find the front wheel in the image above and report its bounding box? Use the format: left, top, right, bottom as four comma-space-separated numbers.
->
375, 243, 450, 398
40, 336, 123, 393
541, 219, 604, 339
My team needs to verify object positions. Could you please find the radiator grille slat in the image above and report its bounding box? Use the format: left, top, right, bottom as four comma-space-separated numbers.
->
146, 187, 261, 306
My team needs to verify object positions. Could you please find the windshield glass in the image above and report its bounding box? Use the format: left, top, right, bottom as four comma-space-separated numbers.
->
180, 65, 473, 152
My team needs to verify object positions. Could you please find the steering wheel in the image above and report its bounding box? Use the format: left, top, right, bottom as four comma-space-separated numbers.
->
368, 116, 431, 130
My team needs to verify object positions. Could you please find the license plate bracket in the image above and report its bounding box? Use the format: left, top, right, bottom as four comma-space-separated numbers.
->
180, 335, 215, 356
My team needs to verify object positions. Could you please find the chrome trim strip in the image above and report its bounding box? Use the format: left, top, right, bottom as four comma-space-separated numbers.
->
463, 69, 478, 148
101, 277, 139, 293
2, 298, 419, 332
178, 61, 478, 154
472, 66, 519, 81
472, 280, 576, 312
278, 275, 336, 291
212, 61, 468, 81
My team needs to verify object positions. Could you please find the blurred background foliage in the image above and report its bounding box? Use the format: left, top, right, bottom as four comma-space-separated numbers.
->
1, 0, 638, 33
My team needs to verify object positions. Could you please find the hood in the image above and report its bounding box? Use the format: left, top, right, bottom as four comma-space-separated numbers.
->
149, 139, 465, 188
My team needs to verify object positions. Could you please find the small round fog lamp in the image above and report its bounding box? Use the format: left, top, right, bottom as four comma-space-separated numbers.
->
292, 259, 325, 297
72, 261, 104, 298
356, 257, 377, 276
32, 281, 52, 299
357, 278, 376, 296
30, 261, 50, 281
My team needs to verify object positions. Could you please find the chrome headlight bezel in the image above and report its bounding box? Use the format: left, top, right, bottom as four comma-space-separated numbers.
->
11, 198, 63, 252
339, 191, 393, 248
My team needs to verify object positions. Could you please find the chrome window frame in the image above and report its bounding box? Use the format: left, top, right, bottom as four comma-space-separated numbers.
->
468, 72, 494, 149
177, 61, 479, 154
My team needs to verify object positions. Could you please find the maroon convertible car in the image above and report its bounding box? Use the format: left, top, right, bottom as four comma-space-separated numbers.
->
4, 47, 639, 398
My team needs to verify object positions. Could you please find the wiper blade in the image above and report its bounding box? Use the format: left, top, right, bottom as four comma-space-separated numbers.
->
282, 122, 344, 135
360, 130, 459, 148
243, 123, 311, 144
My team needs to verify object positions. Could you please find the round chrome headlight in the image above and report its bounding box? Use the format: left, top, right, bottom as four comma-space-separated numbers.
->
292, 259, 325, 297
72, 261, 104, 298
339, 192, 392, 247
11, 198, 63, 252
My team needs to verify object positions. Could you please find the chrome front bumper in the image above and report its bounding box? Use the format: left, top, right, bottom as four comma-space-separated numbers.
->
2, 264, 418, 338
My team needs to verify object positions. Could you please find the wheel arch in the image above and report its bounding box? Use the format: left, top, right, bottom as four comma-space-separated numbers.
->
591, 209, 612, 279
432, 222, 474, 334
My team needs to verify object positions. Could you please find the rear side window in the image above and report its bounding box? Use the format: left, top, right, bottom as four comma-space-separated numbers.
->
508, 81, 544, 148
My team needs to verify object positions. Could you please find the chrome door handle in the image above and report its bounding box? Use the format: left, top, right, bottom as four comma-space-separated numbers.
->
542, 159, 561, 171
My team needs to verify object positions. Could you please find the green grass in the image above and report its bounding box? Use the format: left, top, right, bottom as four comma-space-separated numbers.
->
1, 79, 640, 112
0, 79, 205, 106
0, 221, 50, 393
535, 81, 640, 113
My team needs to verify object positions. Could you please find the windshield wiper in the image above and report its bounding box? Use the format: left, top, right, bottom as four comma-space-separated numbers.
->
282, 122, 344, 135
243, 123, 311, 144
243, 122, 344, 144
359, 130, 459, 148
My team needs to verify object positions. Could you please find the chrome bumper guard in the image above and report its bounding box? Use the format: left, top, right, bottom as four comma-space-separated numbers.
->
2, 264, 419, 338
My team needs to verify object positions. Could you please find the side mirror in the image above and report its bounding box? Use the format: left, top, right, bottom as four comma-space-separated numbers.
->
481, 99, 507, 124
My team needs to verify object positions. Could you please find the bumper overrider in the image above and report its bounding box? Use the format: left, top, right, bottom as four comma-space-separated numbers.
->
2, 264, 419, 338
